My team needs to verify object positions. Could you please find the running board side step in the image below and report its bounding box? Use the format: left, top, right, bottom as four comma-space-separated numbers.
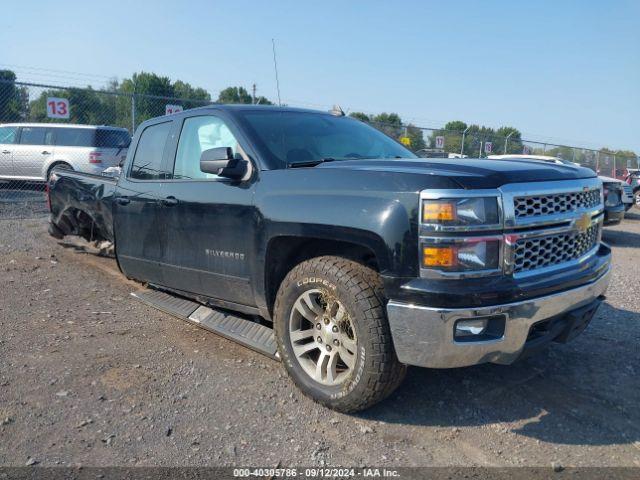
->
131, 289, 278, 360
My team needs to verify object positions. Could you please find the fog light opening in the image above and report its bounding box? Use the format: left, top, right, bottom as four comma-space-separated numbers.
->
454, 315, 506, 343
455, 319, 488, 336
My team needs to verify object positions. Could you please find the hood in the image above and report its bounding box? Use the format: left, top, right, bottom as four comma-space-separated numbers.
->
316, 158, 597, 189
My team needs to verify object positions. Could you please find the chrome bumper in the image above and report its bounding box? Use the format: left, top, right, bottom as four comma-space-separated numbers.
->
386, 267, 611, 369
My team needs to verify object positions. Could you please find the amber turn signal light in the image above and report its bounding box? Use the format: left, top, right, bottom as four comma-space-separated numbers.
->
422, 246, 456, 267
422, 202, 456, 222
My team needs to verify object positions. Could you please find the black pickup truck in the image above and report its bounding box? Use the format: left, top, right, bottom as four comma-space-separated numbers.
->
48, 105, 612, 412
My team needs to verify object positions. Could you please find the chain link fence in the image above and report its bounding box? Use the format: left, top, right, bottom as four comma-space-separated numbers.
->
1, 79, 638, 219
0, 79, 212, 218
387, 124, 639, 177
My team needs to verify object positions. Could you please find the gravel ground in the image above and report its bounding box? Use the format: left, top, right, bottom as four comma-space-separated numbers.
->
0, 210, 639, 468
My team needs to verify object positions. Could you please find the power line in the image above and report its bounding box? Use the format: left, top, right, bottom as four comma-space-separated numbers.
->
0, 63, 114, 80
2, 65, 635, 154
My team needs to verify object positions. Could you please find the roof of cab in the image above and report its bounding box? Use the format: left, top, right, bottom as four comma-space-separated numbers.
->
0, 122, 129, 130
173, 104, 331, 115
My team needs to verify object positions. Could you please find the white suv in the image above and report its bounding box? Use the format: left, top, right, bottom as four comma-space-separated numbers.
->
0, 123, 130, 181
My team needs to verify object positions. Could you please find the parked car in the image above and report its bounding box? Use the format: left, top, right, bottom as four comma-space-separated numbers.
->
622, 183, 634, 211
47, 106, 611, 412
0, 123, 130, 182
599, 177, 626, 224
488, 155, 625, 224
626, 169, 640, 207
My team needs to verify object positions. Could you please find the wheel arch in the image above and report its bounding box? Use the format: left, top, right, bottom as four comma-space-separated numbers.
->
45, 160, 73, 180
262, 233, 387, 319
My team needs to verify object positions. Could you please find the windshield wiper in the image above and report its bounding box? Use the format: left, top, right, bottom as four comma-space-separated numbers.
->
287, 158, 338, 168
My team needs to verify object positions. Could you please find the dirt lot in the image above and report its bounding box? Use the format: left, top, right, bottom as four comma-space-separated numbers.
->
0, 209, 639, 468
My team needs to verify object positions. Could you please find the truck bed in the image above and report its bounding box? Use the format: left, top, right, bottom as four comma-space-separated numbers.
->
48, 168, 117, 243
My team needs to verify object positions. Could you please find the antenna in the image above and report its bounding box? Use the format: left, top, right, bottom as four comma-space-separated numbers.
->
272, 38, 282, 106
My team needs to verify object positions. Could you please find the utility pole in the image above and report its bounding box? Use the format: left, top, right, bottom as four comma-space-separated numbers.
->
272, 38, 282, 106
460, 125, 471, 156
131, 79, 136, 133
252, 83, 256, 105
504, 131, 514, 154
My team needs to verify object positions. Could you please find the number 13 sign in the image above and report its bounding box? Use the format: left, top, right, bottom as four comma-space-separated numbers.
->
47, 97, 70, 119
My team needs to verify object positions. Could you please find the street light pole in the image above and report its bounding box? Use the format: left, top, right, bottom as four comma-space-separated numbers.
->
460, 125, 471, 156
131, 78, 136, 133
504, 131, 514, 154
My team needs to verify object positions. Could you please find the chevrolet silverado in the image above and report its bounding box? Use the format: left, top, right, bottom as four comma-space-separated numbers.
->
47, 105, 612, 412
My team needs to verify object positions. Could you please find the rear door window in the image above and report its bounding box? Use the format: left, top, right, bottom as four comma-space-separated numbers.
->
53, 128, 95, 147
19, 127, 53, 146
0, 126, 18, 144
129, 121, 172, 180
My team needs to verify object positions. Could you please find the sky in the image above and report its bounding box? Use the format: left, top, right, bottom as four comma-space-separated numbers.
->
3, 0, 639, 151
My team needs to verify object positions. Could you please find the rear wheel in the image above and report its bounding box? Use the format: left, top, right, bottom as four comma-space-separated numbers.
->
634, 190, 640, 209
46, 162, 72, 181
274, 256, 406, 412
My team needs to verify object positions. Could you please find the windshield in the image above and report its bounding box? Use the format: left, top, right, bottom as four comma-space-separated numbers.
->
236, 111, 416, 166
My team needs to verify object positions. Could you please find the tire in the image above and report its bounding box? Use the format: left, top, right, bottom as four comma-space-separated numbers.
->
47, 162, 72, 181
273, 256, 406, 412
634, 190, 640, 209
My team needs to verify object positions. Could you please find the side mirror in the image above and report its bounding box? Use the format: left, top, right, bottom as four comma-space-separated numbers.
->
200, 147, 247, 180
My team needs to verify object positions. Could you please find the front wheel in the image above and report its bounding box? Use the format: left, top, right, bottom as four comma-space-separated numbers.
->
274, 256, 406, 412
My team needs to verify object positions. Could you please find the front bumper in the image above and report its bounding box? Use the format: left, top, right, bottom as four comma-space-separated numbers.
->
386, 265, 611, 369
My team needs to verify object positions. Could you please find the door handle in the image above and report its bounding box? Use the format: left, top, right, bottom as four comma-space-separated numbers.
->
161, 196, 179, 207
116, 196, 131, 206
1, 150, 10, 154
42, 151, 51, 155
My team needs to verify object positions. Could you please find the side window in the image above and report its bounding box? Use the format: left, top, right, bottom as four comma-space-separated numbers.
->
129, 121, 172, 180
173, 116, 239, 180
96, 129, 131, 148
54, 128, 95, 147
19, 127, 49, 145
0, 126, 18, 144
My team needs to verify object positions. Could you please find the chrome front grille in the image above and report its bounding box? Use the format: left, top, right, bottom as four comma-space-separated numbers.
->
514, 189, 600, 218
419, 179, 604, 279
514, 224, 600, 273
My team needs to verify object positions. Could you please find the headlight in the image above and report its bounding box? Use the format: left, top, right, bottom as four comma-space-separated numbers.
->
422, 197, 499, 227
421, 239, 501, 272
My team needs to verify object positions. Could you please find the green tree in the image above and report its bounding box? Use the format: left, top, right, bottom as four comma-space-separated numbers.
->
216, 86, 273, 105
495, 126, 523, 155
217, 86, 252, 104
118, 72, 174, 128
173, 80, 211, 109
29, 86, 116, 125
0, 70, 28, 122
444, 120, 467, 132
441, 120, 468, 154
371, 113, 403, 139
349, 112, 371, 123
405, 124, 426, 151
425, 121, 524, 157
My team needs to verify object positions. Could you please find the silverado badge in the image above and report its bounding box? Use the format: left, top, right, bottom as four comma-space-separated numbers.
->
575, 213, 591, 233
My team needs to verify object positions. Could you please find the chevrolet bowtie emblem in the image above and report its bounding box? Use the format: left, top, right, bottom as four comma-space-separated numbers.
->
575, 213, 591, 233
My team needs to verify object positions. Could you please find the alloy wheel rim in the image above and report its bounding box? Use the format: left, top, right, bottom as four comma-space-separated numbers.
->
288, 288, 357, 386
